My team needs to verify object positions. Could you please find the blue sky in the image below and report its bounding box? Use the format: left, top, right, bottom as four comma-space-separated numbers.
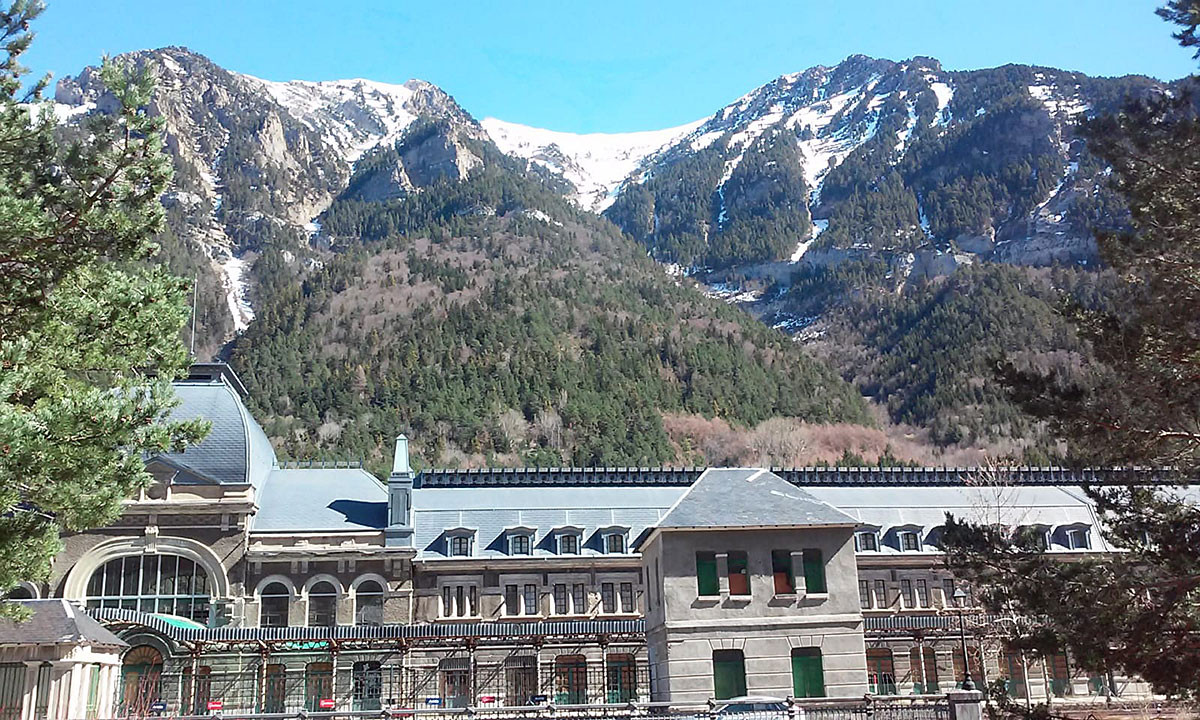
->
25, 0, 1197, 133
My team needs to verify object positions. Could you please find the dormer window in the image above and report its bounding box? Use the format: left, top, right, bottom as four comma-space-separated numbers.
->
558, 531, 581, 555
606, 534, 625, 554
505, 526, 536, 556
445, 528, 475, 557
1065, 527, 1090, 550
854, 531, 879, 552
898, 531, 921, 552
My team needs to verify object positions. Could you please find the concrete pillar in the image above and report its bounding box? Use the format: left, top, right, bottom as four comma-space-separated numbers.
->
790, 551, 806, 593
947, 689, 984, 720
716, 554, 730, 595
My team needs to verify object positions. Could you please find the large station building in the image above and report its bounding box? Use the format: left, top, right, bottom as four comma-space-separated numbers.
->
1, 364, 1146, 717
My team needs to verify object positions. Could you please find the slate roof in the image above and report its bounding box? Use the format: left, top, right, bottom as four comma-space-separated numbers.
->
412, 485, 682, 559
253, 467, 388, 532
656, 468, 859, 531
0, 600, 127, 648
150, 370, 276, 489
415, 466, 1157, 488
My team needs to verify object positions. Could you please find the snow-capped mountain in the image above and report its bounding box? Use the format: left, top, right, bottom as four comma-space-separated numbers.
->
481, 117, 703, 211
603, 54, 1156, 276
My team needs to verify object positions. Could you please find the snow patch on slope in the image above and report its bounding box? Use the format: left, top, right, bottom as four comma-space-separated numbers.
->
482, 117, 703, 212
248, 76, 420, 162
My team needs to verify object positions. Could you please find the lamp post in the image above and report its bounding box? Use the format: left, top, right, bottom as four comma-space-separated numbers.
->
952, 587, 975, 691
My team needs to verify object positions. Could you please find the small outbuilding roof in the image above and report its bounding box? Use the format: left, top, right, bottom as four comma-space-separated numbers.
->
0, 599, 127, 648
656, 468, 859, 531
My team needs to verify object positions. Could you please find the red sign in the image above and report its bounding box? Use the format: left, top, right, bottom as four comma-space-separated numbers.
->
206, 701, 223, 711
318, 699, 336, 709
478, 695, 497, 704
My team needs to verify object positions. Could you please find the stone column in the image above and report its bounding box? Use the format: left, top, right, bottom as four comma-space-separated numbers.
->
715, 553, 730, 595
947, 689, 984, 720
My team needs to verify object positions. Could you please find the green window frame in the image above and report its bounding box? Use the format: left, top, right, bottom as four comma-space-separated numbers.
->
791, 648, 825, 698
696, 552, 719, 596
712, 650, 747, 700
802, 549, 826, 593
771, 550, 795, 594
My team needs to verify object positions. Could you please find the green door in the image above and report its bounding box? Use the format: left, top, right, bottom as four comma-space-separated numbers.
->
712, 651, 747, 700
792, 648, 825, 698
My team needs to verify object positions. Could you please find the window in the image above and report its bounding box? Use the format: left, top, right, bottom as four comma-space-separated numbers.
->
1047, 654, 1071, 697
264, 664, 286, 713
859, 580, 871, 609
505, 656, 537, 706
85, 554, 211, 624
916, 579, 929, 608
855, 532, 879, 552
352, 661, 382, 711
355, 581, 384, 625
1066, 527, 1090, 550
899, 531, 921, 552
802, 549, 827, 593
505, 585, 519, 616
696, 552, 719, 596
727, 551, 750, 596
456, 585, 467, 617
181, 664, 211, 716
601, 582, 616, 613
791, 648, 825, 698
866, 649, 897, 695
1002, 649, 1028, 698
441, 584, 477, 618
307, 581, 338, 627
554, 655, 588, 704
900, 579, 914, 608
305, 661, 333, 711
911, 647, 938, 694
558, 532, 580, 555
553, 584, 569, 614
442, 586, 453, 617
619, 582, 634, 613
952, 647, 985, 691
448, 534, 472, 557
573, 583, 587, 614
606, 653, 637, 702
523, 584, 539, 615
874, 579, 888, 608
0, 665, 26, 720
942, 578, 957, 607
772, 550, 795, 594
604, 532, 626, 554
510, 533, 532, 555
712, 650, 747, 700
260, 582, 291, 628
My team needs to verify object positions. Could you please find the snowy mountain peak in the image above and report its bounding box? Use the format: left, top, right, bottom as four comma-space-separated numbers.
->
481, 117, 704, 211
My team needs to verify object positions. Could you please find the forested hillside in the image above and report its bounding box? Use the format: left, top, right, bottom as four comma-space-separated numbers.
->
226, 120, 870, 470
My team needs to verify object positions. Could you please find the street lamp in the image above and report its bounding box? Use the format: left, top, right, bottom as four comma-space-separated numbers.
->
952, 587, 975, 691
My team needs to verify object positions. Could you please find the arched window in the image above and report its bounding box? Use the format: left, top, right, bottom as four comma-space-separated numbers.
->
5, 585, 33, 600
260, 582, 291, 628
355, 581, 384, 626
308, 581, 338, 627
182, 666, 212, 714
352, 661, 382, 711
86, 555, 210, 624
120, 645, 163, 716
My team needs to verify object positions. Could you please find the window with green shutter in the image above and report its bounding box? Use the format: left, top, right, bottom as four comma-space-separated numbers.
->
696, 552, 719, 596
802, 549, 826, 593
771, 550, 795, 594
712, 650, 747, 700
791, 648, 825, 698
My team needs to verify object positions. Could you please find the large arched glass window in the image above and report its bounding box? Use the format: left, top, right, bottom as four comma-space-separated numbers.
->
86, 555, 210, 624
308, 581, 338, 627
260, 582, 291, 628
355, 581, 384, 626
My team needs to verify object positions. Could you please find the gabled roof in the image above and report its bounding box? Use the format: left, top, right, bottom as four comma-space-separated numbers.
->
0, 600, 127, 648
656, 468, 858, 531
